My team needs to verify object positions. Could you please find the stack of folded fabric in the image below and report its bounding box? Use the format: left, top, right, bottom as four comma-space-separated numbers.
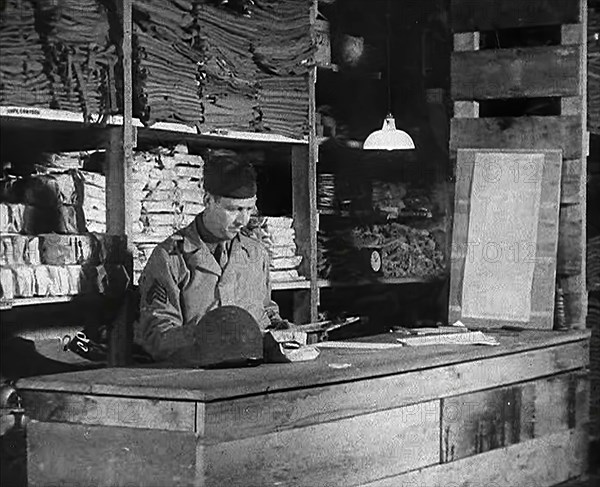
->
35, 0, 118, 116
257, 76, 310, 138
0, 0, 52, 106
131, 144, 205, 281
252, 0, 313, 138
193, 0, 260, 131
317, 173, 336, 211
251, 0, 313, 76
244, 215, 304, 282
133, 0, 203, 125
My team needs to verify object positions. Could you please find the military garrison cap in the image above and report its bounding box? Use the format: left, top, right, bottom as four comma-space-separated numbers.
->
204, 157, 257, 198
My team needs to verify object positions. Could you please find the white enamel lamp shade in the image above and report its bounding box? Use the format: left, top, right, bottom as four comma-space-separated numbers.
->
363, 114, 415, 151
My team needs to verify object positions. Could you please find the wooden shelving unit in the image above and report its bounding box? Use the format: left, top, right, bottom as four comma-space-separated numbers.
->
0, 0, 322, 362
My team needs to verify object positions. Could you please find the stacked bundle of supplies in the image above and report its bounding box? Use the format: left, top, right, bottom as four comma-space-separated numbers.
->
318, 223, 446, 281
0, 0, 52, 107
0, 163, 128, 302
244, 216, 304, 283
35, 0, 119, 115
132, 0, 203, 125
131, 145, 205, 282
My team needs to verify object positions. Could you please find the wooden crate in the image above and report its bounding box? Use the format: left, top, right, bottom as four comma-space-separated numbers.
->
449, 0, 588, 329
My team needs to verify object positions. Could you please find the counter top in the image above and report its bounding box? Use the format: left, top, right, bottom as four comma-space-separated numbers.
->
17, 329, 590, 402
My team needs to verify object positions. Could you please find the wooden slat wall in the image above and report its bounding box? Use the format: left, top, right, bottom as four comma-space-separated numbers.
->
450, 0, 588, 329
451, 0, 582, 32
452, 46, 582, 100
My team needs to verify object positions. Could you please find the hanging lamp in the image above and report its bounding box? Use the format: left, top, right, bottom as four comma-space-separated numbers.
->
363, 0, 414, 151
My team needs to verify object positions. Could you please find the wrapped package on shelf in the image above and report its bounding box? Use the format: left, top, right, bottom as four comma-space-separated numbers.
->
12, 266, 35, 298
270, 227, 296, 247
37, 234, 127, 266
270, 256, 303, 270
244, 215, 305, 281
270, 246, 297, 259
0, 267, 15, 300
1, 172, 89, 233
57, 205, 86, 233
34, 265, 72, 296
130, 146, 205, 281
270, 269, 300, 282
20, 172, 80, 207
38, 234, 95, 265
0, 203, 25, 233
0, 203, 47, 234
0, 235, 41, 265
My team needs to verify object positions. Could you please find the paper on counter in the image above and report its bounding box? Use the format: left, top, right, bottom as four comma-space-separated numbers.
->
316, 341, 404, 350
397, 330, 500, 347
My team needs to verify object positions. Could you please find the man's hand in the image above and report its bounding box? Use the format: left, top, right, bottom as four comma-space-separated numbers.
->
266, 319, 295, 331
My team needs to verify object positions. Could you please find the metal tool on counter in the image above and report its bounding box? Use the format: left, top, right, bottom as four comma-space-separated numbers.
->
297, 316, 362, 342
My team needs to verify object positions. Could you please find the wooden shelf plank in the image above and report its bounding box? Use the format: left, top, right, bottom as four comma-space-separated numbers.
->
271, 280, 311, 291
0, 106, 308, 146
136, 122, 308, 145
0, 295, 97, 311
318, 277, 443, 288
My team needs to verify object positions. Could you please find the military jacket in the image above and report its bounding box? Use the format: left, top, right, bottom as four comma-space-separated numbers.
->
134, 216, 280, 360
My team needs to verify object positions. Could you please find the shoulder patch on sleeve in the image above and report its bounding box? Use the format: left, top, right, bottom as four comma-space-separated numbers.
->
146, 279, 168, 305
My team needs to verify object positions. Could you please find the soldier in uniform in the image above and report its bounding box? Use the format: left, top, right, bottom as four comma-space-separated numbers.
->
134, 157, 287, 361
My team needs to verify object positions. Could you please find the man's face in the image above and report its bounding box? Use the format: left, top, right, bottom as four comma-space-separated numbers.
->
204, 194, 257, 240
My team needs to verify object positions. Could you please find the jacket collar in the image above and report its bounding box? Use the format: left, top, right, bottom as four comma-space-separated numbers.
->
178, 214, 250, 276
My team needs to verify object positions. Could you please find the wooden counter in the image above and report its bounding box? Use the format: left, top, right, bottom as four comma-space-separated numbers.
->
18, 329, 591, 487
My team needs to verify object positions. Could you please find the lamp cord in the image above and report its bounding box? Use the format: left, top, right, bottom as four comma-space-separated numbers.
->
386, 0, 392, 115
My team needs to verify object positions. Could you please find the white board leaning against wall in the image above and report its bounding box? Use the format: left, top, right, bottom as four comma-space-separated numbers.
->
449, 148, 563, 329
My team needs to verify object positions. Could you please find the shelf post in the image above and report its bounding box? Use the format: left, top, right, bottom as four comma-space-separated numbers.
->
105, 0, 135, 366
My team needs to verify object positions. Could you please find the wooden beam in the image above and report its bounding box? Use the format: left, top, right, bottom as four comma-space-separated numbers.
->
450, 116, 583, 159
561, 158, 584, 204
451, 0, 581, 32
451, 46, 581, 100
564, 2, 588, 330
21, 391, 196, 432
291, 144, 317, 324
558, 203, 584, 275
